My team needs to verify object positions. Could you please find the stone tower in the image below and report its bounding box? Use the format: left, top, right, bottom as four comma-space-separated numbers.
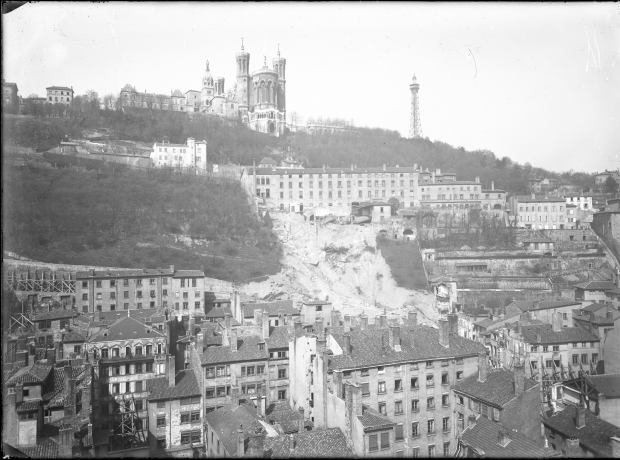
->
272, 44, 286, 118
235, 38, 251, 115
201, 60, 214, 110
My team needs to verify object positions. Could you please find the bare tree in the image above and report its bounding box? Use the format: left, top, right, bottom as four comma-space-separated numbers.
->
102, 93, 117, 110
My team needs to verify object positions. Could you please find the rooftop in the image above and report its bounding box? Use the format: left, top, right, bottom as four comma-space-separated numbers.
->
512, 300, 581, 312
264, 326, 291, 349
264, 428, 354, 458
242, 300, 297, 318
32, 309, 78, 322
460, 416, 556, 458
543, 405, 620, 457
516, 324, 599, 345
573, 281, 616, 291
264, 401, 305, 434
357, 404, 395, 431
6, 363, 53, 385
454, 368, 538, 408
328, 325, 487, 371
148, 369, 201, 401
202, 334, 269, 365
87, 316, 165, 343
204, 401, 262, 456
75, 268, 173, 278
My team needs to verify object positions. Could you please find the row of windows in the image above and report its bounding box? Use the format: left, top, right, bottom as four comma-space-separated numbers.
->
420, 186, 479, 192
98, 344, 161, 358
157, 155, 203, 162
420, 194, 479, 201
356, 373, 454, 395
266, 190, 414, 200
49, 90, 72, 96
519, 205, 564, 212
518, 215, 565, 222
157, 147, 187, 154
84, 290, 201, 300
343, 360, 462, 377
263, 172, 416, 180
367, 421, 451, 452
264, 179, 418, 188
84, 278, 197, 288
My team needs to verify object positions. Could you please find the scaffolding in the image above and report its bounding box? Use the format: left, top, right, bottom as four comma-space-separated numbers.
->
110, 393, 147, 451
3, 270, 76, 294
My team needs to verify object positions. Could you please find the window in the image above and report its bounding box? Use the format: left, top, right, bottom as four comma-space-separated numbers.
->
361, 368, 369, 376
481, 404, 488, 418
493, 408, 500, 421
278, 389, 287, 400
378, 402, 387, 415
278, 368, 287, 379
395, 400, 403, 414
395, 424, 404, 441
157, 416, 166, 428
441, 372, 449, 385
412, 421, 420, 437
394, 379, 402, 392
181, 432, 191, 444
411, 399, 419, 412
543, 346, 549, 352
136, 381, 143, 392
378, 366, 385, 373
353, 381, 367, 398
369, 434, 378, 452
426, 374, 434, 387
443, 442, 451, 457
101, 348, 109, 358
442, 394, 450, 407
146, 363, 153, 373
206, 388, 215, 398
411, 377, 419, 388
592, 353, 598, 364
582, 354, 588, 364
427, 397, 435, 409
82, 293, 88, 300
378, 381, 386, 394
380, 432, 390, 449
428, 418, 435, 434
96, 281, 102, 288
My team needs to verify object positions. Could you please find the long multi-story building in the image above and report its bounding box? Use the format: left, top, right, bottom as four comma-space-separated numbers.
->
150, 137, 207, 171
46, 85, 74, 105
289, 311, 487, 457
75, 266, 205, 318
509, 194, 568, 229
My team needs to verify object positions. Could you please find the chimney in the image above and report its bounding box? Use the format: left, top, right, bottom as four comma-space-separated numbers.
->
383, 164, 386, 171
262, 310, 270, 340
94, 310, 100, 323
257, 392, 263, 417
298, 407, 305, 433
343, 334, 351, 356
232, 385, 240, 407
491, 181, 495, 191
289, 434, 295, 452
28, 353, 35, 367
448, 313, 458, 334
344, 315, 351, 332
478, 352, 488, 383
360, 314, 368, 330
59, 425, 73, 458
498, 428, 510, 447
610, 437, 620, 459
468, 414, 477, 429
439, 319, 449, 348
315, 318, 323, 337
189, 315, 195, 337
294, 320, 303, 338
15, 382, 24, 403
237, 425, 245, 457
475, 176, 480, 184
331, 309, 340, 327
536, 332, 542, 344
566, 437, 581, 458
379, 309, 387, 328
248, 427, 265, 457
231, 329, 238, 352
408, 310, 417, 326
167, 354, 176, 387
170, 264, 175, 273
388, 325, 401, 350
552, 311, 562, 332
334, 371, 344, 398
576, 404, 586, 429
513, 364, 525, 395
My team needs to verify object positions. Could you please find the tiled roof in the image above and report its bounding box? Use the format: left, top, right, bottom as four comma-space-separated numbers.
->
454, 369, 538, 407
265, 327, 290, 349
328, 325, 487, 370
512, 300, 581, 312
75, 268, 173, 278
43, 367, 66, 404
460, 416, 555, 458
254, 166, 420, 175
357, 404, 395, 431
581, 303, 608, 313
202, 335, 269, 365
259, 157, 277, 164
7, 363, 53, 385
17, 400, 41, 412
32, 309, 78, 321
87, 316, 164, 343
264, 428, 354, 458
46, 86, 73, 91
47, 366, 87, 408
474, 304, 523, 329
543, 405, 620, 457
573, 281, 616, 290
205, 306, 232, 318
62, 330, 88, 342
204, 401, 262, 456
242, 300, 297, 318
302, 299, 333, 306
518, 324, 599, 345
148, 369, 201, 401
265, 402, 304, 434
582, 374, 620, 398
17, 437, 60, 458
172, 269, 204, 277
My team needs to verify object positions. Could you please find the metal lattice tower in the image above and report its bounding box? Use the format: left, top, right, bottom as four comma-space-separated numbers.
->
110, 393, 147, 451
409, 74, 422, 139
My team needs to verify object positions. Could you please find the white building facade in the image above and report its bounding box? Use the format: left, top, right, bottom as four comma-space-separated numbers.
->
150, 137, 207, 172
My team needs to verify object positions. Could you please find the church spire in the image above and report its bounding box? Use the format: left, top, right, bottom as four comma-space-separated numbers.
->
206, 60, 210, 71
277, 43, 280, 58
241, 37, 244, 51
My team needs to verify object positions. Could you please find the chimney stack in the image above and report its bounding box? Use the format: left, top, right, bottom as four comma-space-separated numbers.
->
439, 319, 449, 348
565, 437, 581, 458
513, 364, 525, 395
498, 428, 510, 447
237, 425, 245, 457
576, 404, 586, 429
298, 407, 305, 433
408, 310, 417, 326
360, 314, 368, 331
15, 382, 24, 403
294, 320, 303, 338
315, 318, 323, 338
468, 414, 477, 429
448, 313, 458, 334
289, 434, 295, 452
248, 427, 265, 457
231, 329, 238, 352
344, 315, 351, 332
256, 392, 263, 417
59, 425, 73, 458
478, 352, 488, 382
388, 325, 401, 350
343, 334, 351, 356
379, 309, 387, 328
552, 311, 562, 332
189, 315, 195, 337
491, 181, 495, 191
232, 385, 240, 407
262, 310, 270, 340
167, 354, 176, 387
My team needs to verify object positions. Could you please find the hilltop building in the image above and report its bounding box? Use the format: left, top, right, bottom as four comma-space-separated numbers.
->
150, 137, 207, 172
46, 86, 74, 105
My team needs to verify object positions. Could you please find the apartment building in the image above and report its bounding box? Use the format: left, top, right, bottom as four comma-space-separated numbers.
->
150, 137, 207, 171
250, 164, 420, 213
453, 363, 541, 443
481, 181, 507, 211
85, 315, 167, 456
46, 85, 74, 105
289, 312, 487, 457
419, 180, 482, 210
2, 80, 19, 113
241, 299, 300, 326
170, 269, 207, 320
146, 362, 204, 456
509, 195, 567, 229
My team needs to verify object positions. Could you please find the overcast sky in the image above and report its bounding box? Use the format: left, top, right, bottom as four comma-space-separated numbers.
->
4, 2, 619, 173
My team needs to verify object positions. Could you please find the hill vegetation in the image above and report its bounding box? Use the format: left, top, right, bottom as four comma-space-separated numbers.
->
2, 153, 280, 281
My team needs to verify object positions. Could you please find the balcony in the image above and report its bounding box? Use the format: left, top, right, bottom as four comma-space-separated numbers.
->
99, 353, 162, 364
